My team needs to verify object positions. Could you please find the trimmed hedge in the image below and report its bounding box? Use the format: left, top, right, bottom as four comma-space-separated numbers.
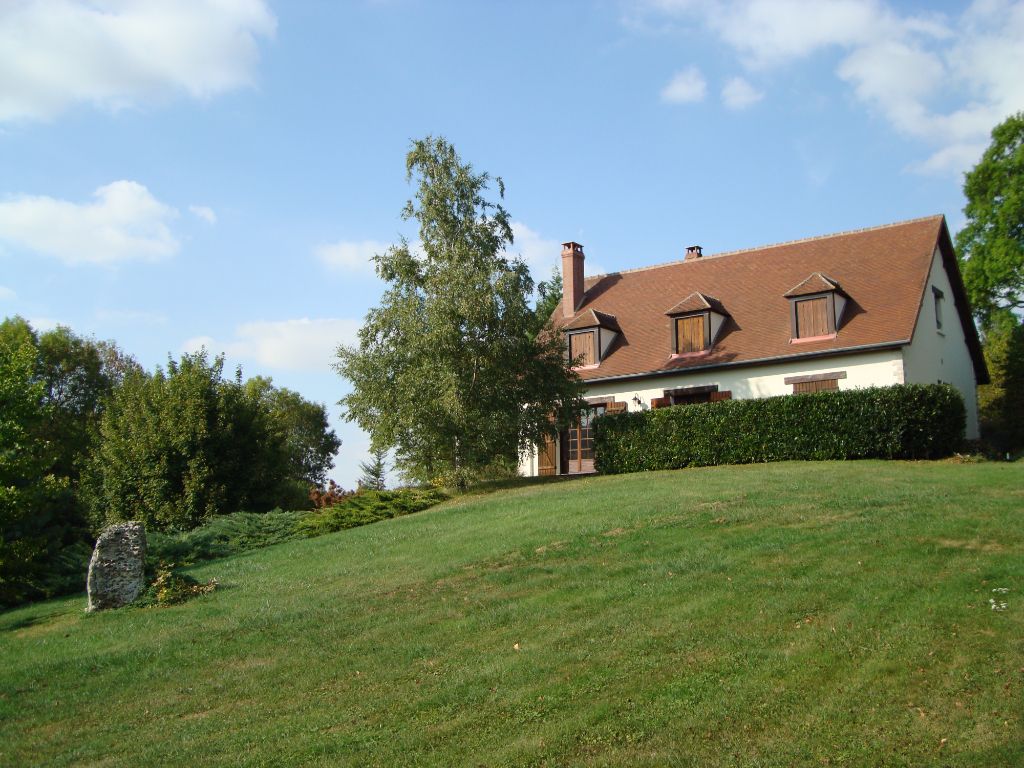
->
594, 384, 966, 474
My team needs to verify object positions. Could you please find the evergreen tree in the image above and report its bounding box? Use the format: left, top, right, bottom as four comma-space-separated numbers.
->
358, 449, 388, 491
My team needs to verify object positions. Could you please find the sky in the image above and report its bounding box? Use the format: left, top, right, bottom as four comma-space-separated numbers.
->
1, 0, 1022, 489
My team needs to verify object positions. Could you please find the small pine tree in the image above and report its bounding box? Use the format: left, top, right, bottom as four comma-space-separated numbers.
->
358, 449, 388, 491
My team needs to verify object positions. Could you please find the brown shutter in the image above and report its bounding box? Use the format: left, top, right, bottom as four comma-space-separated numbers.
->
605, 401, 627, 414
708, 390, 732, 402
793, 379, 838, 394
538, 434, 557, 475
675, 315, 706, 353
651, 396, 672, 409
570, 331, 596, 366
796, 298, 829, 338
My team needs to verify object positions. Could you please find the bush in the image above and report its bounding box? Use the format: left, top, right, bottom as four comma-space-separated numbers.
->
594, 384, 966, 474
298, 488, 448, 537
135, 562, 217, 607
147, 509, 307, 567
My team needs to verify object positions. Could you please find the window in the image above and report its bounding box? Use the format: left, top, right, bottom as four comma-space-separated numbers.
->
569, 331, 596, 366
795, 297, 829, 338
565, 405, 605, 473
785, 371, 846, 394
792, 378, 839, 394
675, 315, 706, 353
933, 286, 944, 330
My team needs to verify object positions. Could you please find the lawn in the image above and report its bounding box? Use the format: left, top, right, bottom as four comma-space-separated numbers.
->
1, 461, 1021, 767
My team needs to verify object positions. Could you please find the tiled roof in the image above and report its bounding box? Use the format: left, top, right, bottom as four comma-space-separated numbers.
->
563, 309, 621, 332
664, 291, 729, 316
554, 215, 988, 383
784, 272, 842, 298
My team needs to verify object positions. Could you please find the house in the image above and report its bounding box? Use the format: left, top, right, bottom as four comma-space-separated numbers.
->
520, 215, 988, 477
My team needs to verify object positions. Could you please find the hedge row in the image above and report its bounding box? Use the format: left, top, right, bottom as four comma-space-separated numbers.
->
593, 384, 966, 474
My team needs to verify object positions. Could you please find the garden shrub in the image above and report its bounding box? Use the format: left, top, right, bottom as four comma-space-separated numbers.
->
298, 488, 448, 537
594, 384, 966, 474
147, 509, 307, 567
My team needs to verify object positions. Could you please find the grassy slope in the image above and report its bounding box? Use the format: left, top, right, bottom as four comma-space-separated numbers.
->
1, 461, 1021, 767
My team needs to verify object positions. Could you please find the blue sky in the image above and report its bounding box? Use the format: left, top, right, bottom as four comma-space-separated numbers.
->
1, 0, 1022, 488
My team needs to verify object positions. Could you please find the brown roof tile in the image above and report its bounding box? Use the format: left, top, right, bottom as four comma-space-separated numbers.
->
664, 291, 729, 316
784, 272, 842, 298
554, 215, 987, 383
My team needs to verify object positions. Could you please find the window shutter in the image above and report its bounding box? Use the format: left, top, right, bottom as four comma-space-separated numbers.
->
796, 298, 829, 338
708, 390, 732, 402
605, 401, 627, 414
793, 379, 838, 394
651, 396, 671, 409
675, 315, 706, 353
570, 331, 596, 366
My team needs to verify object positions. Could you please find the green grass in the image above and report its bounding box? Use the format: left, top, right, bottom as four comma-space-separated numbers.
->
1, 461, 1021, 767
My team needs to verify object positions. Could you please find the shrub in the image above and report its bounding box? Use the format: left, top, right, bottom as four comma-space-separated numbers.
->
136, 562, 217, 607
298, 488, 448, 537
147, 509, 307, 567
594, 384, 966, 474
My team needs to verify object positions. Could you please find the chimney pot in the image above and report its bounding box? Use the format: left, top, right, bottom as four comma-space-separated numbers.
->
685, 244, 703, 260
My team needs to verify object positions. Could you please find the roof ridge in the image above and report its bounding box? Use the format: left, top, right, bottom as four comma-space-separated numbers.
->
583, 214, 944, 281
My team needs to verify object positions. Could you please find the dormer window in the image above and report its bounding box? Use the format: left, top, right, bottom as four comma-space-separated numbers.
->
675, 314, 707, 353
785, 273, 847, 342
665, 292, 729, 356
569, 330, 597, 366
562, 309, 621, 368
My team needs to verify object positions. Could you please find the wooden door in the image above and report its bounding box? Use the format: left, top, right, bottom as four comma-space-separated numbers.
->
538, 434, 557, 476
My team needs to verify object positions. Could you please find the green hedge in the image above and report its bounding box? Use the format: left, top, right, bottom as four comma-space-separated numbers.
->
594, 384, 966, 474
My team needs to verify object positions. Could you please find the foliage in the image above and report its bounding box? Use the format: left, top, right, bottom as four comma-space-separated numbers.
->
529, 268, 563, 339
0, 338, 70, 606
244, 376, 341, 489
956, 111, 1024, 326
594, 384, 966, 474
358, 448, 388, 490
978, 310, 1024, 454
136, 562, 217, 607
146, 509, 308, 567
308, 479, 354, 509
336, 136, 583, 487
297, 488, 448, 537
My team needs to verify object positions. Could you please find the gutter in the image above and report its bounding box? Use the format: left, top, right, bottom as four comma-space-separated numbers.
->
579, 340, 909, 386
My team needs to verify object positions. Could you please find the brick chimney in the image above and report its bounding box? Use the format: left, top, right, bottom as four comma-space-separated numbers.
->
685, 244, 703, 261
561, 241, 585, 318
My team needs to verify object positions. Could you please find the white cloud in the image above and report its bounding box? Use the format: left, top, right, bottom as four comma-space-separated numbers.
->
661, 66, 707, 103
636, 0, 1024, 174
504, 221, 562, 278
183, 318, 361, 373
0, 285, 15, 301
188, 205, 217, 225
28, 317, 62, 332
0, 180, 179, 265
721, 76, 763, 109
315, 239, 390, 274
0, 0, 276, 122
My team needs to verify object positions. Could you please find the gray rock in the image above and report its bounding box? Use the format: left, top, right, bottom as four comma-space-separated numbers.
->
86, 522, 147, 612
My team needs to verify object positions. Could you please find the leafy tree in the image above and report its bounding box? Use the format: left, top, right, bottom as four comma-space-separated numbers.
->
0, 338, 69, 606
358, 449, 388, 491
957, 112, 1024, 326
336, 136, 583, 486
530, 269, 563, 340
977, 310, 1024, 454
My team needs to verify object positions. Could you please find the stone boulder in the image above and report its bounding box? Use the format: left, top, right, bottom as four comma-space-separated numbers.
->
86, 522, 147, 612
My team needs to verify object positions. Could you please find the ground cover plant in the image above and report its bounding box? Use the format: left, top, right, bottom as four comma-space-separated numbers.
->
1, 460, 1021, 766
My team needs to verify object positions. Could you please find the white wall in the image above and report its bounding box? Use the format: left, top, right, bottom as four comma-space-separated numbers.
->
519, 348, 906, 476
901, 247, 981, 438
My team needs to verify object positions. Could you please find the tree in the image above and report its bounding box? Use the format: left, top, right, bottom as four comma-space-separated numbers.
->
529, 269, 563, 340
956, 112, 1024, 326
358, 449, 388, 490
977, 310, 1024, 454
336, 136, 583, 486
0, 338, 68, 606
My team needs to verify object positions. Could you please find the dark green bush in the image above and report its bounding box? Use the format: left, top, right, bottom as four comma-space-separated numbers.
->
147, 509, 307, 567
594, 384, 966, 474
298, 488, 448, 537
